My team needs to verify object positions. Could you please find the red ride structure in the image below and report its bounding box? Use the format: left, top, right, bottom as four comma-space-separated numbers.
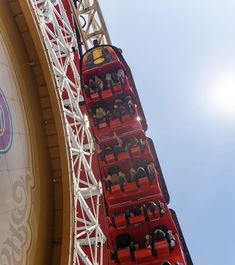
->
81, 44, 193, 265
27, 0, 193, 263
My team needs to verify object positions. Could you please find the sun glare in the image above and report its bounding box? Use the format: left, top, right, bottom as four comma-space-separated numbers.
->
210, 73, 235, 116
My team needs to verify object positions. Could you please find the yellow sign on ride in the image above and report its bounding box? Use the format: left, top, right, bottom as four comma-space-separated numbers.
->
93, 48, 105, 64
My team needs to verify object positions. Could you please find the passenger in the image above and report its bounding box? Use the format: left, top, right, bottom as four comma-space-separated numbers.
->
114, 98, 124, 108
133, 171, 141, 188
157, 201, 166, 215
140, 204, 149, 221
96, 146, 113, 162
103, 48, 115, 61
99, 151, 105, 161
167, 230, 176, 250
139, 138, 145, 152
108, 166, 119, 176
129, 241, 136, 261
111, 172, 120, 185
124, 209, 132, 225
111, 72, 118, 84
127, 136, 144, 152
116, 233, 132, 249
105, 72, 113, 91
126, 136, 139, 151
145, 234, 152, 249
153, 228, 166, 242
93, 106, 110, 127
93, 107, 103, 126
113, 132, 126, 158
112, 102, 121, 121
147, 162, 157, 183
132, 206, 141, 216
124, 95, 135, 117
88, 76, 97, 94
94, 75, 104, 97
106, 108, 111, 126
104, 146, 113, 157
112, 99, 125, 122
118, 100, 127, 120
105, 174, 112, 193
127, 136, 145, 155
94, 141, 102, 158
106, 107, 111, 126
137, 166, 147, 179
117, 68, 125, 87
107, 166, 120, 185
129, 168, 137, 183
118, 170, 127, 192
105, 170, 123, 194
83, 84, 90, 98
147, 201, 157, 216
114, 99, 127, 122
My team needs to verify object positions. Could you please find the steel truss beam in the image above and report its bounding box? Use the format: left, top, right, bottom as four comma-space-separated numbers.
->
28, 0, 106, 264
71, 0, 111, 52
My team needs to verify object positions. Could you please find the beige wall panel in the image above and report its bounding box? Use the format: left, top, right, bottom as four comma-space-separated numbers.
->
0, 2, 55, 264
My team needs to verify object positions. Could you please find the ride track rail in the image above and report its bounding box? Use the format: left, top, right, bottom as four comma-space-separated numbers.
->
28, 0, 110, 264
71, 0, 111, 53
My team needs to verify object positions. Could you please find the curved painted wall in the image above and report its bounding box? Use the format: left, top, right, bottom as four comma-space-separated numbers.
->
0, 33, 35, 265
0, 2, 55, 264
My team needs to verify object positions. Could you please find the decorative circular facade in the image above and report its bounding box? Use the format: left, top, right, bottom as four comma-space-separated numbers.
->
0, 34, 34, 265
0, 87, 13, 154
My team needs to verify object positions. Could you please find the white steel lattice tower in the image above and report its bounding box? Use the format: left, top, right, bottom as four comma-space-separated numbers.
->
28, 0, 110, 264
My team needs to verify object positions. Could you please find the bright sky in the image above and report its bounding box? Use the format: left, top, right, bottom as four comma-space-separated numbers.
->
99, 1, 235, 264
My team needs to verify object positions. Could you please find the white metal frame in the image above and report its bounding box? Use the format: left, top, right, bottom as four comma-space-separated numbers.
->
71, 0, 111, 52
28, 1, 106, 264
